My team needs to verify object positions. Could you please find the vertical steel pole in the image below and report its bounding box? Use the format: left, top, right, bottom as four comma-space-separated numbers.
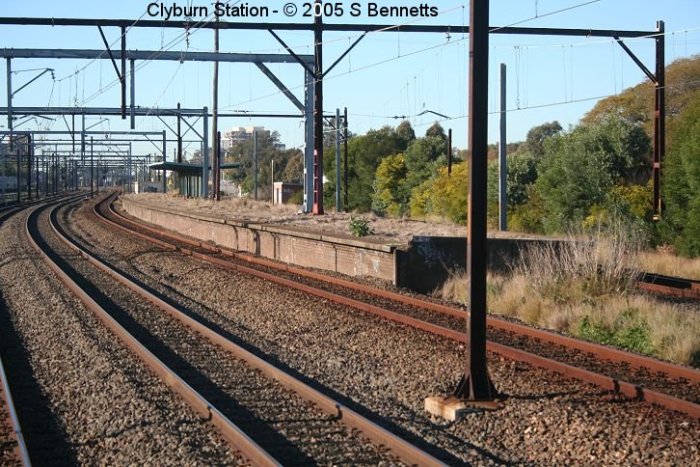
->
343, 107, 348, 211
454, 0, 496, 402
27, 134, 32, 201
447, 128, 453, 175
177, 102, 182, 163
303, 67, 314, 212
90, 137, 94, 198
81, 112, 85, 180
202, 106, 209, 198
52, 151, 56, 196
130, 58, 136, 129
162, 130, 167, 193
6, 58, 12, 152
312, 0, 324, 214
653, 20, 665, 220
216, 131, 221, 198
35, 148, 39, 197
128, 142, 132, 193
271, 159, 274, 202
253, 129, 258, 200
16, 148, 20, 202
44, 153, 48, 195
212, 18, 220, 201
71, 115, 75, 153
335, 108, 341, 211
1, 143, 5, 206
499, 63, 507, 231
121, 26, 127, 119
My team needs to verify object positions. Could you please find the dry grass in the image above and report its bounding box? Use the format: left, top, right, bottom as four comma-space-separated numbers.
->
437, 226, 700, 367
634, 250, 700, 280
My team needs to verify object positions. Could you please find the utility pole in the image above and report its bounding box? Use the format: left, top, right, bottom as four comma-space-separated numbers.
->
343, 107, 348, 211
312, 0, 324, 214
499, 63, 507, 231
457, 0, 496, 403
335, 108, 341, 211
1, 140, 5, 206
202, 106, 209, 198
90, 137, 94, 198
270, 159, 274, 202
447, 128, 453, 175
162, 130, 167, 193
253, 129, 258, 200
212, 17, 220, 201
177, 102, 182, 163
16, 148, 20, 202
653, 20, 665, 220
27, 134, 32, 201
6, 58, 12, 152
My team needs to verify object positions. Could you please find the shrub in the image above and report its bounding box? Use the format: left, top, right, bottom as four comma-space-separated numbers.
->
349, 216, 373, 237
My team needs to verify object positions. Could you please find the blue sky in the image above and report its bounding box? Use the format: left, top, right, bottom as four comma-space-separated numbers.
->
2, 0, 699, 158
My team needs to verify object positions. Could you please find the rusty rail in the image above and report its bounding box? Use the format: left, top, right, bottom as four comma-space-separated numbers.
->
52, 196, 446, 466
95, 194, 700, 419
101, 194, 700, 385
0, 354, 31, 466
638, 272, 700, 300
26, 202, 281, 467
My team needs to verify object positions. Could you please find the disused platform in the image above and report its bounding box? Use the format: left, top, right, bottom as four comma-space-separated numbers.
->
121, 195, 564, 292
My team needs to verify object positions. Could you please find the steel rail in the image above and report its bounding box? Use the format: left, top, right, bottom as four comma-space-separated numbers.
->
26, 202, 280, 467
94, 195, 700, 418
638, 273, 700, 300
55, 195, 446, 467
0, 354, 31, 466
103, 196, 700, 385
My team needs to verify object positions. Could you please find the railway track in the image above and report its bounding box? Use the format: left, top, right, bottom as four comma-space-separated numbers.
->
96, 193, 700, 419
30, 195, 445, 465
0, 352, 30, 467
638, 272, 700, 300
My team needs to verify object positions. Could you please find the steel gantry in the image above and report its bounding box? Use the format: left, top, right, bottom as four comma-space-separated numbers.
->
0, 6, 666, 407
1, 46, 318, 208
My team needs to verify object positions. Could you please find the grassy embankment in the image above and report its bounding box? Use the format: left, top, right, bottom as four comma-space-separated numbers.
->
438, 229, 700, 368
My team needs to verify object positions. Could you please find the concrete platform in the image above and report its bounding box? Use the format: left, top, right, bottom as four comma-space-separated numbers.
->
121, 196, 401, 284
121, 196, 567, 292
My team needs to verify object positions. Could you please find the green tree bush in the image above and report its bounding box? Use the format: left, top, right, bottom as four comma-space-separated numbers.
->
663, 91, 700, 256
535, 116, 651, 232
409, 162, 468, 224
371, 153, 409, 216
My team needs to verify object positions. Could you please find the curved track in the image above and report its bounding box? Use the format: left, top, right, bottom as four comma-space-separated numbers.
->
0, 192, 82, 467
31, 195, 444, 465
97, 193, 700, 419
0, 352, 30, 467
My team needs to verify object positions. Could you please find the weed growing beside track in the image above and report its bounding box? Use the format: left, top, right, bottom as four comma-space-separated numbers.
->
439, 226, 700, 368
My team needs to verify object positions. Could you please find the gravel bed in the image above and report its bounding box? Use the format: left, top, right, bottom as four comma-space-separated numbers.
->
0, 202, 239, 465
0, 362, 20, 467
282, 276, 700, 404
71, 196, 700, 465
113, 199, 700, 404
51, 200, 403, 465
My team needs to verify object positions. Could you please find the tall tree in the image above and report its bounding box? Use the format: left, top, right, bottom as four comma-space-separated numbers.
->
663, 91, 700, 256
396, 120, 416, 147
344, 126, 405, 211
425, 121, 447, 141
525, 121, 562, 158
535, 116, 651, 231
